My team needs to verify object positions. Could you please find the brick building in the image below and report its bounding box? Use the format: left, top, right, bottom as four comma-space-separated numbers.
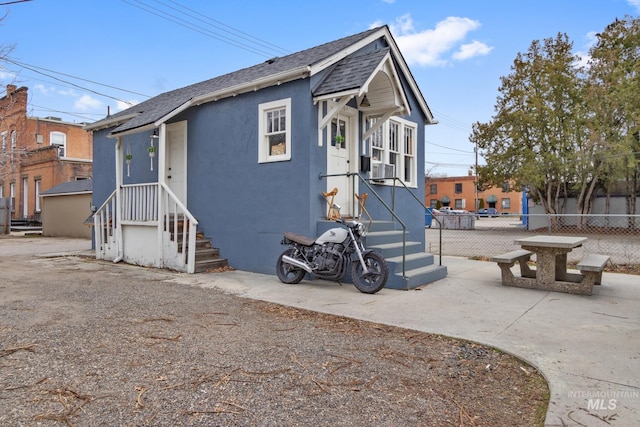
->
425, 172, 523, 214
0, 84, 92, 222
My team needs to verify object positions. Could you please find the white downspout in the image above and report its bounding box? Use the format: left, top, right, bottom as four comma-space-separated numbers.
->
157, 124, 166, 266
113, 136, 124, 263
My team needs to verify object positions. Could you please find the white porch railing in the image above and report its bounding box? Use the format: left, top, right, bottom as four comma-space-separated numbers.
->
160, 182, 199, 273
121, 183, 158, 223
93, 183, 199, 273
94, 189, 118, 259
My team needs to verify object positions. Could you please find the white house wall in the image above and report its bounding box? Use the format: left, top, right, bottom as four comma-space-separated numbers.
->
121, 225, 161, 268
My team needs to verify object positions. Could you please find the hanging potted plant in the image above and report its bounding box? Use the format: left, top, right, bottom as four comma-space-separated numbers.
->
125, 146, 132, 177
148, 145, 156, 171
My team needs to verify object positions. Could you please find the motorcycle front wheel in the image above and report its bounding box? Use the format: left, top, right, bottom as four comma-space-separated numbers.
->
276, 249, 306, 284
351, 251, 389, 294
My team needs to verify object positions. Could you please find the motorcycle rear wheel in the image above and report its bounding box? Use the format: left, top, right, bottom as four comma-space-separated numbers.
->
276, 249, 306, 284
351, 251, 389, 294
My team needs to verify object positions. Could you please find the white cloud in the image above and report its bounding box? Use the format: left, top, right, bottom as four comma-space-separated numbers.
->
33, 84, 56, 95
453, 40, 493, 60
115, 99, 139, 111
388, 15, 492, 67
74, 94, 102, 111
575, 31, 599, 69
0, 70, 16, 81
628, 0, 640, 12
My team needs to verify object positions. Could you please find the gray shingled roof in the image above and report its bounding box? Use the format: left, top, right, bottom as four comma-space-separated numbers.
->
41, 179, 92, 196
90, 26, 385, 135
313, 48, 390, 97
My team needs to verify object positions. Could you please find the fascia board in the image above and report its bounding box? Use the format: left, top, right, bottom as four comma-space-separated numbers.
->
42, 191, 92, 197
191, 66, 310, 106
108, 123, 157, 138
109, 67, 310, 137
380, 27, 434, 123
84, 112, 140, 132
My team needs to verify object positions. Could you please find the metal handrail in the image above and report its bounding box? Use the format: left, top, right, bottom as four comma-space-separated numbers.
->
389, 177, 442, 266
318, 172, 409, 278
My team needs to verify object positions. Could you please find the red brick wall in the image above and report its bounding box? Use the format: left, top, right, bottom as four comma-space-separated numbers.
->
0, 85, 92, 220
425, 174, 522, 214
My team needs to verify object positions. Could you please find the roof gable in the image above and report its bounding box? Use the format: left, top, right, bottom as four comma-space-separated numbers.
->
86, 25, 432, 136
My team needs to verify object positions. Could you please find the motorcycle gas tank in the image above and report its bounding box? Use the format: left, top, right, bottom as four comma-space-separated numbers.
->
316, 227, 348, 244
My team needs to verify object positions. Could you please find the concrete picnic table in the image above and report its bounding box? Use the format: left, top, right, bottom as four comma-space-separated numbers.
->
514, 235, 587, 287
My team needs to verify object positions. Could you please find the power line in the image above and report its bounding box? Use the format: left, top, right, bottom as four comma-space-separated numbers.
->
153, 0, 291, 56
4, 58, 151, 98
3, 1, 295, 119
425, 139, 474, 154
30, 104, 104, 121
425, 160, 475, 168
121, 0, 288, 58
0, 0, 33, 5
3, 58, 138, 106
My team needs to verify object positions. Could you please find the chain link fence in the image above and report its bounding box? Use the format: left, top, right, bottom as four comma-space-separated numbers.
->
426, 214, 640, 267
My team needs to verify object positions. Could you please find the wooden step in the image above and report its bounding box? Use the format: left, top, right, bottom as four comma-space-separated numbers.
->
195, 257, 229, 273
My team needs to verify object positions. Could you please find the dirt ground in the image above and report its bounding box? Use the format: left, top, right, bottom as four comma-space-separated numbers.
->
0, 236, 549, 426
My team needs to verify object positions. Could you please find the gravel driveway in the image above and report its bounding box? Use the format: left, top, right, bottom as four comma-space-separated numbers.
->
0, 236, 547, 426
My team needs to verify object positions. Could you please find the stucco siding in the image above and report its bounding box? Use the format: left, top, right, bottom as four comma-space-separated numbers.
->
182, 79, 318, 273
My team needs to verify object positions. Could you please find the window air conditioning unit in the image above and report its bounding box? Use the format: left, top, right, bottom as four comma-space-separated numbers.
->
371, 163, 395, 180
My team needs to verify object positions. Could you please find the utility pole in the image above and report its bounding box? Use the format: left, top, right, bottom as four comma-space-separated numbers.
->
474, 141, 478, 213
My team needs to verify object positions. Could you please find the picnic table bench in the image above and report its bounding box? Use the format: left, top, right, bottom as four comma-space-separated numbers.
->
577, 254, 610, 287
491, 236, 610, 296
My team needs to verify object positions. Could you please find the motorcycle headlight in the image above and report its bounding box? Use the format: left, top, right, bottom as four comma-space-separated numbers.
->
356, 222, 367, 237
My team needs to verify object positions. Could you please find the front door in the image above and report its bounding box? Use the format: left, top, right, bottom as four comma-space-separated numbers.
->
326, 108, 357, 217
166, 121, 187, 204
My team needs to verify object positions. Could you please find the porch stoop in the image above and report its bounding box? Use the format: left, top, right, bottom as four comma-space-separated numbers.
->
364, 221, 447, 290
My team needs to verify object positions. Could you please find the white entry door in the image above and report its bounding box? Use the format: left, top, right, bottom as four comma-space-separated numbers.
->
326, 108, 357, 217
166, 121, 187, 205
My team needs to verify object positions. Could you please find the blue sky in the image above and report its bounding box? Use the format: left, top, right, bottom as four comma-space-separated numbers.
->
2, 0, 639, 176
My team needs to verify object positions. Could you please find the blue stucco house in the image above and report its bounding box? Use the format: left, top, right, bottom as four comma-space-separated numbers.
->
85, 25, 447, 289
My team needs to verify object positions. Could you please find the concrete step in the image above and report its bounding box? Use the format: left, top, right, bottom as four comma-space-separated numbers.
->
364, 230, 406, 246
385, 252, 436, 274
385, 264, 448, 290
368, 241, 423, 259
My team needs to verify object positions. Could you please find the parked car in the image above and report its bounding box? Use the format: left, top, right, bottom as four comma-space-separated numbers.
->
477, 208, 499, 217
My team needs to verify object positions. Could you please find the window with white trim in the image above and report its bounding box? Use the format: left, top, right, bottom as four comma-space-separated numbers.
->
370, 118, 383, 162
258, 98, 291, 163
22, 177, 28, 218
50, 131, 66, 157
35, 179, 41, 212
366, 117, 418, 186
9, 182, 15, 212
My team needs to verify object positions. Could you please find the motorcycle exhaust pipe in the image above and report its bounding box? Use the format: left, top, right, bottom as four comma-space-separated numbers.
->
281, 255, 313, 273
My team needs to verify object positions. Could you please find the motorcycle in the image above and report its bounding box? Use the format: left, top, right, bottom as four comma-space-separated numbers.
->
275, 217, 389, 294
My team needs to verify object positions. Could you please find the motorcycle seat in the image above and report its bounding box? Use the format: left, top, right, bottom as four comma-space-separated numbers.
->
284, 232, 315, 246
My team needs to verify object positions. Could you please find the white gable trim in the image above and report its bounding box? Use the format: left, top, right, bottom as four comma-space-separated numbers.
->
311, 27, 433, 123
